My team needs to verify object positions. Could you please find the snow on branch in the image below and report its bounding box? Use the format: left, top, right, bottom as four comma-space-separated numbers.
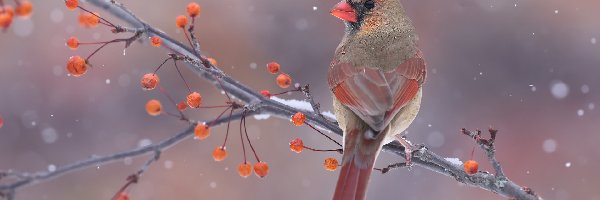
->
0, 0, 542, 199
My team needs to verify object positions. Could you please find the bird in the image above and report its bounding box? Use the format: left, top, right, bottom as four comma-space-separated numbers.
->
327, 0, 426, 199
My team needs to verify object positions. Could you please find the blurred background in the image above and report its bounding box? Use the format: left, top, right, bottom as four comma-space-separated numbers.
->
0, 0, 598, 199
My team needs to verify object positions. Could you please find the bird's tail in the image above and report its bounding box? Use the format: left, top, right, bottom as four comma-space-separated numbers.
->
332, 127, 385, 200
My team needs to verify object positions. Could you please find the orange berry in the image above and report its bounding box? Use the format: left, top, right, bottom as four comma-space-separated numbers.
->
115, 192, 130, 200
194, 123, 210, 140
186, 92, 202, 108
0, 114, 4, 129
65, 0, 78, 10
464, 160, 479, 175
207, 57, 217, 66
0, 9, 13, 29
324, 158, 339, 171
15, 1, 33, 17
3, 6, 14, 17
150, 36, 161, 47
238, 162, 252, 178
66, 56, 87, 77
260, 90, 271, 98
266, 62, 280, 74
66, 36, 79, 50
276, 73, 292, 88
212, 146, 227, 161
289, 138, 304, 153
291, 112, 306, 126
175, 15, 187, 28
186, 2, 201, 17
253, 161, 269, 178
177, 101, 187, 111
78, 12, 99, 28
140, 73, 160, 90
145, 99, 162, 116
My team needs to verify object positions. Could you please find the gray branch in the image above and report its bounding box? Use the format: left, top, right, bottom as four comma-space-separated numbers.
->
0, 0, 542, 199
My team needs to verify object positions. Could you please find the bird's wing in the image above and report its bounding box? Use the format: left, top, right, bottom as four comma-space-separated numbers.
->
328, 52, 426, 131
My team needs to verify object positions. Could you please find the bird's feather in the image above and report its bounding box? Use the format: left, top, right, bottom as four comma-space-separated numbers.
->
328, 52, 426, 131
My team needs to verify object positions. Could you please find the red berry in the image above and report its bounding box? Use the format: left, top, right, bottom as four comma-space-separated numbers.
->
207, 57, 217, 66
66, 36, 79, 50
15, 1, 33, 17
212, 146, 227, 161
145, 99, 162, 116
276, 73, 292, 88
238, 162, 252, 178
150, 36, 161, 47
175, 15, 187, 28
115, 192, 130, 200
266, 62, 280, 74
78, 12, 99, 28
289, 138, 304, 153
186, 2, 201, 17
291, 112, 306, 126
253, 161, 269, 178
324, 158, 339, 171
0, 114, 4, 129
65, 0, 78, 10
140, 73, 160, 90
177, 101, 187, 111
194, 123, 209, 140
260, 90, 271, 98
186, 92, 202, 108
66, 56, 87, 77
464, 160, 479, 175
0, 8, 13, 29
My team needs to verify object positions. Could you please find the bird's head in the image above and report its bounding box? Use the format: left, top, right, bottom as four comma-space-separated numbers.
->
330, 0, 404, 33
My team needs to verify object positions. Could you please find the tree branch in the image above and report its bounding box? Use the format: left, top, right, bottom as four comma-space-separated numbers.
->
0, 1, 542, 199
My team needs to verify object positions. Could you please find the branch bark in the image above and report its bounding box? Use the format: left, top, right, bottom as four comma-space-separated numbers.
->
0, 1, 542, 199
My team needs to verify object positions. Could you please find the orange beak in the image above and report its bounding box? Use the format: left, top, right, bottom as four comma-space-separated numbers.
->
330, 1, 357, 23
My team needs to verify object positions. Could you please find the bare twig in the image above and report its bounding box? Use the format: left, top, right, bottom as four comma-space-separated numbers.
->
0, 1, 542, 200
0, 112, 250, 198
300, 84, 333, 124
462, 128, 505, 178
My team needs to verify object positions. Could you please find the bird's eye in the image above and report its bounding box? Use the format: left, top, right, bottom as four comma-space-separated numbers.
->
364, 0, 375, 10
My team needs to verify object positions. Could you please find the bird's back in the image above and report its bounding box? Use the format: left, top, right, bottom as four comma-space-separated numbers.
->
328, 19, 425, 132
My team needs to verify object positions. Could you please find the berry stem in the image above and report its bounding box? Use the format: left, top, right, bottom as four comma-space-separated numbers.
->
302, 146, 342, 153
158, 85, 187, 119
243, 115, 261, 162
197, 105, 231, 109
215, 76, 232, 101
110, 175, 138, 200
271, 87, 302, 97
182, 29, 199, 57
77, 5, 117, 28
220, 107, 235, 148
153, 57, 173, 73
305, 123, 342, 147
208, 106, 232, 128
239, 111, 248, 163
173, 60, 192, 93
85, 42, 111, 61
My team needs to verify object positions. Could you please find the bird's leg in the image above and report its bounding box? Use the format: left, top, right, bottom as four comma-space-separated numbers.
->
395, 135, 414, 167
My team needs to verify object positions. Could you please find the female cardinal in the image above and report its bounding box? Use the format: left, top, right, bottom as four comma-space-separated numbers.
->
328, 0, 426, 199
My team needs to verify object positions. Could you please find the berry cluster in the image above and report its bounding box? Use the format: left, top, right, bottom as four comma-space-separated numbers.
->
288, 137, 341, 171
0, 0, 32, 31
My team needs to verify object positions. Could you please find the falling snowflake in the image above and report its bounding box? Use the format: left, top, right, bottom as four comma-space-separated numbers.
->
542, 139, 557, 153
550, 80, 569, 100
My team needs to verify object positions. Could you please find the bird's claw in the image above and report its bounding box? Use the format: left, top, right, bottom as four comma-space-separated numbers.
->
395, 135, 415, 168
